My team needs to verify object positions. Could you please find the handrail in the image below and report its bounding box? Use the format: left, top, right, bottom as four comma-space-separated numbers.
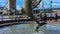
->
0, 19, 34, 28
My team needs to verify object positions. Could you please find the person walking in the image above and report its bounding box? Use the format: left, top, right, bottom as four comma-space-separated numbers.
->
54, 11, 58, 21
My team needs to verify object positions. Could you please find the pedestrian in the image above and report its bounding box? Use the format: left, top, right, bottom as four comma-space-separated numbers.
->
40, 13, 43, 21
50, 13, 53, 20
43, 13, 47, 22
55, 14, 57, 21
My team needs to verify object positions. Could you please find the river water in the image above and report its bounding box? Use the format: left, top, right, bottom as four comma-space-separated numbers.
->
0, 21, 60, 34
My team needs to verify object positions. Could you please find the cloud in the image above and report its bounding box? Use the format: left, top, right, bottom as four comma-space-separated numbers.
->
0, 0, 7, 6
16, 5, 21, 10
16, 0, 24, 10
52, 3, 60, 8
52, 3, 60, 5
0, 0, 7, 2
52, 0, 60, 2
2, 3, 6, 6
37, 0, 60, 9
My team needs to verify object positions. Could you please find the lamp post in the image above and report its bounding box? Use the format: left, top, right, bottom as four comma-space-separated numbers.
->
50, 0, 52, 12
42, 0, 47, 22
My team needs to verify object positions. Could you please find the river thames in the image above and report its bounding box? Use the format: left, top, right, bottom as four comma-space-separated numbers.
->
0, 21, 60, 34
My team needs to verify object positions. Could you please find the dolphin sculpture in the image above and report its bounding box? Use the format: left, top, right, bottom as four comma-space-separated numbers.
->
21, 0, 47, 32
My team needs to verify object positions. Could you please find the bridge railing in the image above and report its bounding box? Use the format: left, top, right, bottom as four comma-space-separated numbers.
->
0, 13, 40, 21
0, 15, 31, 21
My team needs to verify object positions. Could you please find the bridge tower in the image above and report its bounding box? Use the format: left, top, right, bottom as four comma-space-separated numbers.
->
8, 0, 16, 15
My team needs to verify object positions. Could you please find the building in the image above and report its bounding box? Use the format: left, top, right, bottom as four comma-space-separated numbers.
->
53, 10, 60, 16
0, 6, 10, 15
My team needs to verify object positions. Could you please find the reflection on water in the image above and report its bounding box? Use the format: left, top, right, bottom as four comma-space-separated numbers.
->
0, 21, 60, 34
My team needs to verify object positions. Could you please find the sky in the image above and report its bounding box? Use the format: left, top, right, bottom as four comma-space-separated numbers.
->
36, 0, 60, 9
0, 0, 60, 10
16, 0, 24, 10
0, 0, 24, 10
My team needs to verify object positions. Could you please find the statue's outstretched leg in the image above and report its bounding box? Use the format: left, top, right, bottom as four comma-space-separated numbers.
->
35, 22, 47, 33
35, 25, 40, 33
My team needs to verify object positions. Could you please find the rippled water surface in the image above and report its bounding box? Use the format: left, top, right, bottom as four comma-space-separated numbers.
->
0, 21, 60, 34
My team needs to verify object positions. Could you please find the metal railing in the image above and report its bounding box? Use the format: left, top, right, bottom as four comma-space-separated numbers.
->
0, 15, 31, 21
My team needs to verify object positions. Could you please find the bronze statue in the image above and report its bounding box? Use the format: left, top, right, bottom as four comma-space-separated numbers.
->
22, 0, 47, 32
